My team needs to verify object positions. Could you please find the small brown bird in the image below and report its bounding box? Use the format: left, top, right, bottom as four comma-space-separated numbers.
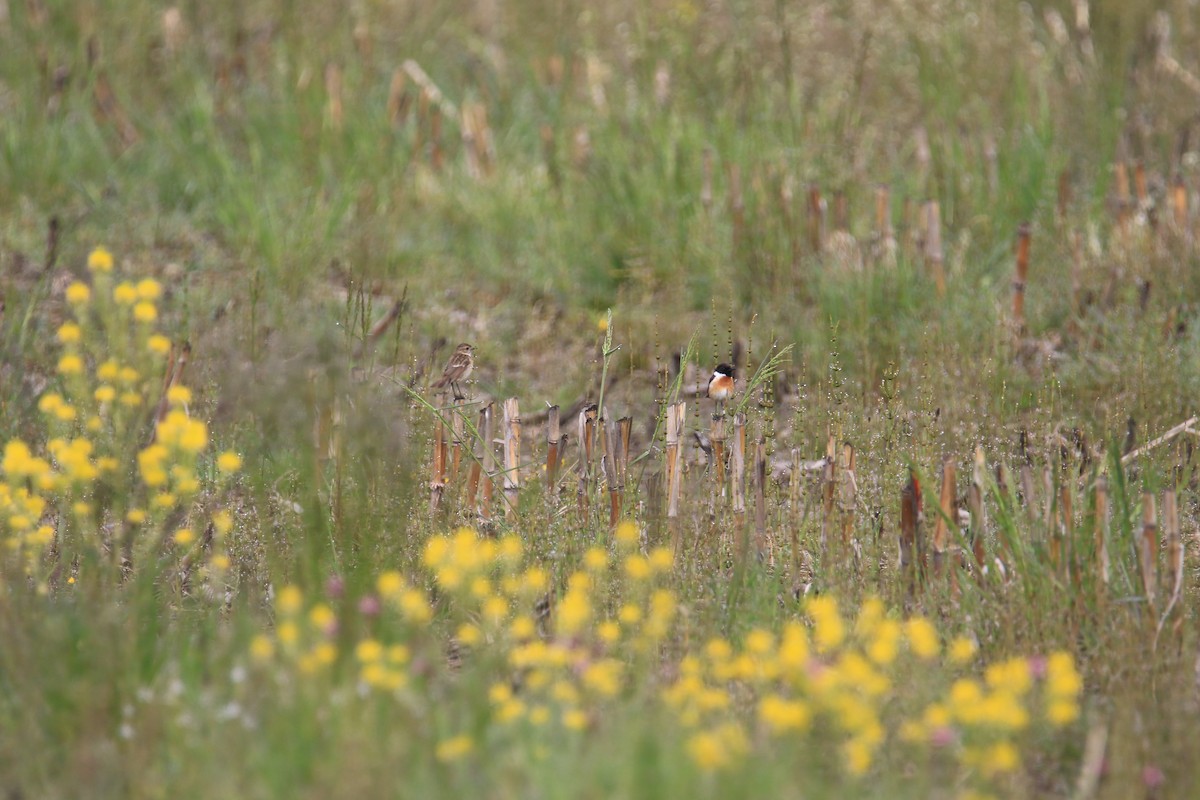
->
707, 363, 735, 413
432, 343, 475, 400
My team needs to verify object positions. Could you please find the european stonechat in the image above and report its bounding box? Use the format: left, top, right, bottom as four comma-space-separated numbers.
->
708, 363, 735, 411
432, 343, 475, 400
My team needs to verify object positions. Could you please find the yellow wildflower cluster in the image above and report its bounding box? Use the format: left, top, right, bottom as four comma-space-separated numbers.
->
0, 248, 242, 588
661, 595, 1084, 785
252, 585, 339, 675
245, 523, 1083, 789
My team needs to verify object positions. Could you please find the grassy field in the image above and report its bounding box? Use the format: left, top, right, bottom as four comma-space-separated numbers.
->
2, 1, 1200, 797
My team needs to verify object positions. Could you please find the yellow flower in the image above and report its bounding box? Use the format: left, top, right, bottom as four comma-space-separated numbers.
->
213, 510, 233, 536
57, 354, 83, 375
1046, 651, 1082, 698
457, 623, 482, 646
277, 621, 299, 646
1046, 699, 1079, 726
133, 301, 157, 323
66, 281, 91, 304
563, 708, 589, 730
136, 278, 162, 300
249, 635, 275, 662
54, 404, 77, 421
399, 588, 431, 623
167, 385, 192, 406
582, 659, 623, 696
614, 520, 640, 548
557, 589, 590, 635
57, 323, 82, 344
949, 636, 978, 664
97, 360, 120, 381
210, 554, 231, 571
435, 735, 473, 762
843, 737, 874, 776
905, 617, 940, 660
126, 508, 147, 524
624, 554, 652, 581
308, 603, 335, 631
173, 528, 195, 546
276, 585, 303, 614
37, 393, 63, 414
510, 616, 536, 639
597, 314, 608, 332
113, 282, 138, 304
981, 741, 1020, 776
583, 546, 608, 571
759, 694, 811, 734
94, 385, 116, 403
377, 570, 405, 598
355, 639, 384, 662
597, 620, 620, 643
217, 451, 242, 473
120, 392, 143, 408
147, 334, 171, 355
87, 247, 114, 273
807, 596, 845, 653
648, 546, 674, 573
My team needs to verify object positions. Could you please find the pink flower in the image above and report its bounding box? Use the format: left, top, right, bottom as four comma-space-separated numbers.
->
1142, 765, 1165, 789
930, 726, 956, 748
358, 595, 381, 616
325, 575, 345, 599
1027, 654, 1048, 679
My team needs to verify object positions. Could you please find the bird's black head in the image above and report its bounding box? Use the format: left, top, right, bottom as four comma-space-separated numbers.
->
714, 363, 735, 378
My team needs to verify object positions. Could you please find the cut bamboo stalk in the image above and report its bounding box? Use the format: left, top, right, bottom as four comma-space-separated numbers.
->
479, 403, 496, 519
968, 446, 987, 570
465, 405, 488, 511
833, 191, 848, 232
1164, 488, 1183, 610
1133, 161, 1148, 211
577, 404, 597, 519
924, 200, 945, 295
1042, 466, 1055, 543
839, 442, 856, 546
617, 417, 632, 490
753, 437, 767, 559
1140, 493, 1158, 612
807, 184, 824, 255
710, 413, 726, 491
604, 418, 620, 527
1156, 488, 1184, 646
545, 405, 561, 495
502, 398, 521, 521
900, 470, 923, 597
1114, 162, 1131, 234
931, 457, 956, 576
387, 67, 408, 127
449, 410, 465, 489
1057, 481, 1073, 578
430, 414, 447, 514
789, 448, 803, 582
666, 403, 688, 541
874, 183, 896, 267
819, 435, 836, 560
1171, 173, 1189, 239
730, 413, 746, 515
325, 63, 343, 131
1094, 476, 1109, 596
429, 103, 444, 171
1013, 222, 1031, 334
